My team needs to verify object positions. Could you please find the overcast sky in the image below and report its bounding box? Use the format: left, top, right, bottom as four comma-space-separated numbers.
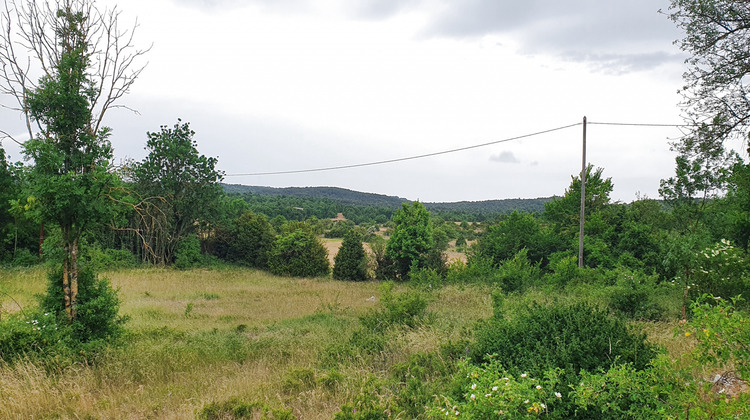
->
2, 0, 697, 203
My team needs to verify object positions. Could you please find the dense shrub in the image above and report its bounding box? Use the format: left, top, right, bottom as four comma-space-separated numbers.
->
384, 202, 435, 279
692, 240, 750, 306
495, 249, 541, 293
333, 229, 368, 281
41, 267, 126, 344
174, 235, 203, 269
227, 211, 275, 269
268, 229, 330, 277
472, 300, 656, 378
607, 269, 665, 320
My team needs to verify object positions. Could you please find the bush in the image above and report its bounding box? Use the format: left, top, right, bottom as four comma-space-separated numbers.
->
607, 269, 665, 321
359, 282, 428, 331
174, 235, 203, 269
333, 229, 368, 281
0, 310, 68, 361
227, 211, 275, 269
426, 359, 565, 419
472, 300, 656, 380
268, 229, 330, 277
41, 267, 126, 344
692, 240, 750, 307
496, 249, 541, 293
198, 397, 294, 420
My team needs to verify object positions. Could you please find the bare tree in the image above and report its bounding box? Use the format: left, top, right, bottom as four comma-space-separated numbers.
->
0, 0, 148, 145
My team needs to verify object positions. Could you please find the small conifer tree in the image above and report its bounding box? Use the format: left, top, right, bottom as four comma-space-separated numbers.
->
333, 230, 368, 281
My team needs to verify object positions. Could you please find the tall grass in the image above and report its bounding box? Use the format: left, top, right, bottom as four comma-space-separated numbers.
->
0, 266, 683, 419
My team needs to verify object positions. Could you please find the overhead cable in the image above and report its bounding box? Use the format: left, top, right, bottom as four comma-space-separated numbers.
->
225, 122, 582, 177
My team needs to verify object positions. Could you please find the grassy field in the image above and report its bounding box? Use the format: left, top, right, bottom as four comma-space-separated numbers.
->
0, 266, 682, 419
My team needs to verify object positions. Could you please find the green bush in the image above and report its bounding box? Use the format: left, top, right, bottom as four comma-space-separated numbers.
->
359, 283, 428, 331
0, 310, 68, 361
9, 248, 39, 267
227, 211, 275, 269
607, 269, 665, 321
41, 267, 126, 344
268, 229, 330, 277
84, 245, 136, 272
198, 397, 294, 419
333, 229, 368, 281
426, 359, 564, 419
174, 235, 203, 269
692, 240, 750, 307
496, 249, 541, 293
472, 300, 656, 381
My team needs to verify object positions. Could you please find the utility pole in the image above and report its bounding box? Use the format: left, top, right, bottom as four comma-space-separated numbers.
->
578, 116, 587, 268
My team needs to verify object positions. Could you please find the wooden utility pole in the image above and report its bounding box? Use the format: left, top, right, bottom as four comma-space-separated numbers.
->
578, 116, 587, 268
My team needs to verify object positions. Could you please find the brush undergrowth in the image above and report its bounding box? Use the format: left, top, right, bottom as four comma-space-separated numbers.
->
0, 266, 743, 419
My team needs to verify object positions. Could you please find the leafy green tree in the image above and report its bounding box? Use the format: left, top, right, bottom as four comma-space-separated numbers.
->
474, 210, 562, 268
544, 165, 613, 237
130, 120, 224, 265
384, 202, 435, 279
268, 229, 330, 277
667, 0, 750, 143
333, 229, 368, 281
0, 0, 146, 322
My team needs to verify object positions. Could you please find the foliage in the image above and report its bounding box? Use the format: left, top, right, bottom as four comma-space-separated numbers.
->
472, 300, 656, 382
544, 165, 613, 237
659, 121, 738, 232
494, 249, 542, 293
692, 240, 750, 306
384, 202, 435, 279
221, 211, 275, 269
267, 229, 329, 277
570, 364, 669, 419
667, 0, 750, 143
474, 211, 563, 268
607, 269, 665, 321
19, 4, 124, 322
427, 360, 564, 419
198, 397, 294, 419
40, 267, 126, 344
359, 282, 428, 332
174, 235, 204, 270
130, 120, 224, 265
333, 229, 368, 281
685, 295, 750, 379
0, 310, 67, 362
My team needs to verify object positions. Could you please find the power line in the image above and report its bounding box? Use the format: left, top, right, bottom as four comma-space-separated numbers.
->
588, 121, 692, 127
225, 122, 582, 177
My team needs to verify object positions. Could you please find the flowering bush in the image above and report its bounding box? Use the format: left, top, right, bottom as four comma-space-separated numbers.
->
426, 359, 564, 419
691, 240, 749, 307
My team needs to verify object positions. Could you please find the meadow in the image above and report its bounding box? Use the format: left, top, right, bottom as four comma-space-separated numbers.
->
0, 265, 691, 419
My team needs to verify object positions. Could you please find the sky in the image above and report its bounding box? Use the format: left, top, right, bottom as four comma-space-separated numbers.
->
1, 0, 696, 203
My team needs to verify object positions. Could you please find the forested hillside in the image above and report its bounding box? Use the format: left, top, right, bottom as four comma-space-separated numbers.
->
223, 184, 553, 221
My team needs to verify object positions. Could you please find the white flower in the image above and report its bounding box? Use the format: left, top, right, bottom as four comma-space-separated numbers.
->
555, 392, 562, 398
524, 399, 529, 404
521, 373, 527, 378
485, 393, 492, 398
536, 385, 542, 390
470, 394, 476, 400
492, 386, 498, 391
540, 403, 546, 409
471, 383, 477, 390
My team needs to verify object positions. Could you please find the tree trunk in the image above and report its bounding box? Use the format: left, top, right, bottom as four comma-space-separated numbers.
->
61, 226, 79, 323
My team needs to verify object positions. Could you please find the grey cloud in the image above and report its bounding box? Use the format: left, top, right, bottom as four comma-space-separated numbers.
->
423, 0, 683, 72
490, 151, 520, 164
170, 0, 310, 13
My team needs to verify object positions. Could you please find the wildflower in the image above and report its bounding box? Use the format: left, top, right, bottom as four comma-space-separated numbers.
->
502, 377, 509, 381
485, 393, 492, 398
521, 373, 527, 378
555, 392, 562, 398
471, 383, 477, 390
470, 394, 476, 400
524, 399, 529, 404
536, 385, 542, 390
492, 386, 498, 391
540, 403, 546, 409
685, 332, 691, 337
